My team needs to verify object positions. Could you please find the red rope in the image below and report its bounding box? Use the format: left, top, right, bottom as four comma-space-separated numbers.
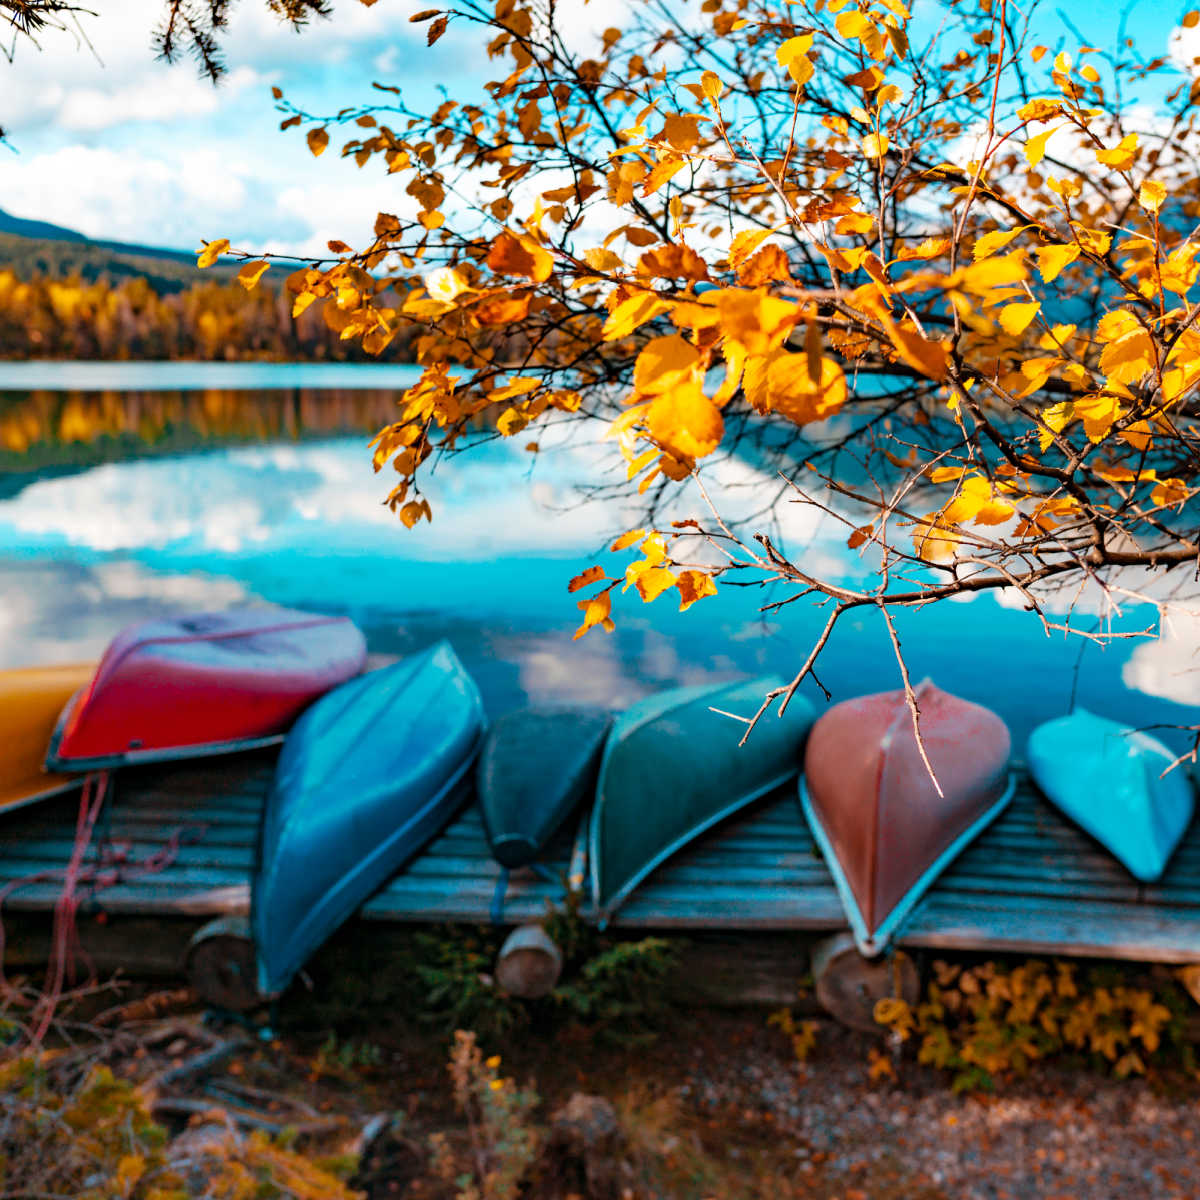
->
0, 773, 205, 1046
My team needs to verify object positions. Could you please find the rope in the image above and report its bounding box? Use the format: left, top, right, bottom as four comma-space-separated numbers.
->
0, 773, 204, 1046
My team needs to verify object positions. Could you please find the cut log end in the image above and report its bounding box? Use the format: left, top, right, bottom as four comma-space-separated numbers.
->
811, 931, 918, 1033
495, 923, 563, 998
185, 916, 263, 1012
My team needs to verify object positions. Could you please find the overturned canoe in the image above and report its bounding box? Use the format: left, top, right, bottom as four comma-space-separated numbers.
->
591, 677, 815, 920
46, 607, 367, 771
1028, 709, 1194, 882
0, 663, 94, 816
800, 680, 1013, 957
253, 641, 486, 996
477, 709, 612, 869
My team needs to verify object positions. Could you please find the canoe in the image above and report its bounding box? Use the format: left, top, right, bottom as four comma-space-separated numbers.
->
590, 676, 815, 920
45, 607, 367, 771
0, 663, 94, 816
1027, 709, 1194, 882
800, 680, 1013, 956
477, 709, 612, 868
253, 640, 486, 996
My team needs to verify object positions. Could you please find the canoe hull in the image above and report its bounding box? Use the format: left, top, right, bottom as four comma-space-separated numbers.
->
801, 680, 1013, 956
0, 663, 93, 816
46, 607, 367, 771
1028, 709, 1195, 882
477, 709, 612, 868
590, 677, 815, 920
253, 640, 486, 996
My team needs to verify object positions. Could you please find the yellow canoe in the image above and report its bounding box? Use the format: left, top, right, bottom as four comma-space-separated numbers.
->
0, 663, 95, 816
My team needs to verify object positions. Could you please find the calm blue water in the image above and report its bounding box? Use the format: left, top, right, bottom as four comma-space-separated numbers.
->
0, 363, 1195, 755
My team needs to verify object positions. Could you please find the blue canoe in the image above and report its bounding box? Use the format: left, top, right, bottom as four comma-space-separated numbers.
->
253, 641, 486, 996
1027, 709, 1195, 882
590, 676, 815, 921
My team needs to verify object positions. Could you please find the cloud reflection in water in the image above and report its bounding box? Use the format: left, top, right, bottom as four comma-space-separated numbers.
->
0, 435, 1196, 748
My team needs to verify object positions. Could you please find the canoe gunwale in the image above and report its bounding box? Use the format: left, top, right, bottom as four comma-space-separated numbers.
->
45, 693, 286, 772
590, 765, 800, 926
800, 772, 1017, 958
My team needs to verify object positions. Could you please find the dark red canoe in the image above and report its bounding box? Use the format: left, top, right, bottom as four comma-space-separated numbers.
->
45, 607, 367, 771
799, 680, 1013, 956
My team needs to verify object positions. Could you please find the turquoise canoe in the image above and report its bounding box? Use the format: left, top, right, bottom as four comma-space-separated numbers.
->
1027, 709, 1194, 882
253, 641, 486, 995
590, 677, 815, 920
477, 709, 611, 868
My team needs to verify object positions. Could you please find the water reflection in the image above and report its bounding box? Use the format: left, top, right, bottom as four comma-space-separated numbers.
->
0, 410, 1195, 753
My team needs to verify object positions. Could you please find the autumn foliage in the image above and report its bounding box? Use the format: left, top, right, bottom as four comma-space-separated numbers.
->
213, 0, 1200, 695
0, 270, 417, 362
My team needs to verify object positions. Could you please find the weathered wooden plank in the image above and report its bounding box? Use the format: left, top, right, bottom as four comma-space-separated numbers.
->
901, 893, 1200, 962
0, 839, 257, 869
3, 882, 251, 917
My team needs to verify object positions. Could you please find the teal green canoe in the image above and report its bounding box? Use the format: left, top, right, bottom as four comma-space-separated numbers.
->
589, 676, 815, 920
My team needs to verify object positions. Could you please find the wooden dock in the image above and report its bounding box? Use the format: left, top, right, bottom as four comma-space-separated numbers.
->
2, 748, 1200, 966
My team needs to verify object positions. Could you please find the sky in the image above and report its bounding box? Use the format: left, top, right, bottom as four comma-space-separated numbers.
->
0, 1, 1195, 260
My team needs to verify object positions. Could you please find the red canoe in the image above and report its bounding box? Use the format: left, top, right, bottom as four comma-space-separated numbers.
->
45, 608, 367, 771
799, 680, 1013, 956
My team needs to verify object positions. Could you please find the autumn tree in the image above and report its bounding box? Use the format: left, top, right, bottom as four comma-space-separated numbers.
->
194, 1, 1200, 735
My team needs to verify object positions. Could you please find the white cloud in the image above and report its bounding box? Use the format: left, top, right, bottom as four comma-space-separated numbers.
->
0, 559, 251, 668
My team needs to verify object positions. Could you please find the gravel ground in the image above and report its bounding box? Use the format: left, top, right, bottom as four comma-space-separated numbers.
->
669, 1019, 1200, 1199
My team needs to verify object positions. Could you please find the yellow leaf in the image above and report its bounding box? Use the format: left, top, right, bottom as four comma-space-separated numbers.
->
973, 226, 1026, 260
307, 126, 330, 157
1139, 180, 1166, 212
584, 247, 624, 272
197, 238, 230, 268
1095, 132, 1138, 171
847, 524, 873, 548
1024, 125, 1058, 168
236, 260, 270, 290
425, 266, 471, 301
610, 528, 646, 551
1151, 477, 1190, 509
603, 291, 672, 341
487, 231, 553, 282
399, 499, 432, 528
574, 587, 613, 639
1035, 243, 1080, 282
776, 34, 815, 87
634, 566, 677, 602
634, 334, 701, 394
642, 154, 685, 195
729, 228, 773, 268
647, 378, 724, 459
701, 70, 723, 101
661, 112, 706, 151
998, 301, 1041, 336
766, 353, 849, 425
881, 317, 949, 380
676, 569, 717, 611
568, 565, 606, 592
714, 288, 799, 355
862, 132, 890, 158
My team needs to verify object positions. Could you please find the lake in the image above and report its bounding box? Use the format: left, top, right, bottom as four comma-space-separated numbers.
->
0, 361, 1195, 754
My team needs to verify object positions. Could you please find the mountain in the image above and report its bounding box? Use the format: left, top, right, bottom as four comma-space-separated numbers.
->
0, 207, 238, 292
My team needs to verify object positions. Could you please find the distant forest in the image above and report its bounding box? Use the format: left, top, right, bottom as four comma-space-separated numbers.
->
0, 232, 418, 361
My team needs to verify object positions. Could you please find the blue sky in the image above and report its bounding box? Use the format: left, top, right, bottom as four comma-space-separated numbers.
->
0, 0, 1194, 258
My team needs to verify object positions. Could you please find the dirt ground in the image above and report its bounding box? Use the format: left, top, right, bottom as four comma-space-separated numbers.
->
281, 1001, 1200, 1199
7, 975, 1200, 1199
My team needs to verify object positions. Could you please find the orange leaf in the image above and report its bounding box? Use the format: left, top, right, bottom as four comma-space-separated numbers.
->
487, 231, 553, 282
568, 565, 606, 592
